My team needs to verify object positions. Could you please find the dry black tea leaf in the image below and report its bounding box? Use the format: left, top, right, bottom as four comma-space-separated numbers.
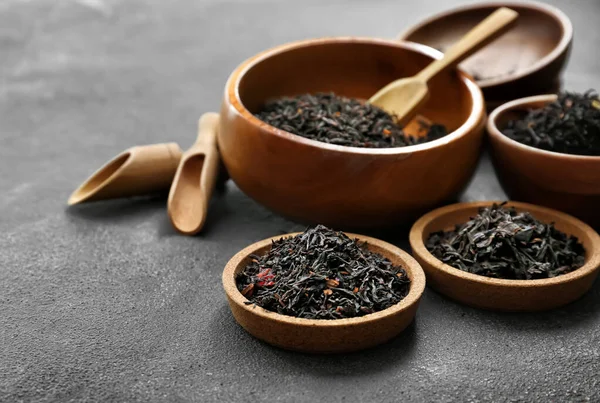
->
255, 92, 447, 148
503, 89, 600, 156
236, 225, 411, 319
426, 203, 585, 280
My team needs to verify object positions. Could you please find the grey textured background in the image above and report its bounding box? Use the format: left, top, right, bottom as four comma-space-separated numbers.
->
1, 0, 599, 402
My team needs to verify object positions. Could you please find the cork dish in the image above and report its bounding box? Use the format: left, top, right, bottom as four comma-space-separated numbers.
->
487, 95, 600, 227
398, 1, 572, 108
409, 201, 600, 312
219, 37, 486, 229
222, 233, 426, 353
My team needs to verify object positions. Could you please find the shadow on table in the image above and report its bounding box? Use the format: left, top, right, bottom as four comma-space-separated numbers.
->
156, 188, 233, 237
65, 195, 166, 224
278, 321, 418, 377
64, 187, 233, 236
428, 275, 600, 330
209, 303, 418, 377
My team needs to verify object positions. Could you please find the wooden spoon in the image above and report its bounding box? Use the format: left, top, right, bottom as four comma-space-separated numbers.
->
168, 112, 220, 235
68, 143, 182, 206
369, 7, 519, 126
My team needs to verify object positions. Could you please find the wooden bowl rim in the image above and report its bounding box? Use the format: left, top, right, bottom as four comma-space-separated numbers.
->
224, 36, 485, 155
409, 200, 600, 288
488, 94, 600, 161
397, 0, 573, 89
222, 232, 426, 328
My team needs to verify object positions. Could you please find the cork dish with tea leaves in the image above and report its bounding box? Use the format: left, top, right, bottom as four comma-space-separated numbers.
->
222, 233, 426, 354
409, 201, 600, 312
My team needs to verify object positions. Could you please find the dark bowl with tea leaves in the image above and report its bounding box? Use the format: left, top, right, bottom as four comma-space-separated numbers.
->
487, 93, 600, 227
218, 37, 486, 229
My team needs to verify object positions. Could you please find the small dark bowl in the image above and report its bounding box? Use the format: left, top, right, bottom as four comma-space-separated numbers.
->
487, 94, 600, 227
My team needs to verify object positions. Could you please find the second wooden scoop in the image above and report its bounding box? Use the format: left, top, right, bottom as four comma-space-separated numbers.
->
369, 7, 519, 125
168, 112, 220, 235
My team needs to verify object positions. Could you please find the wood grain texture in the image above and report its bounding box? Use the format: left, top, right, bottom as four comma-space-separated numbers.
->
409, 201, 600, 311
370, 7, 517, 125
218, 37, 486, 229
222, 232, 426, 353
398, 1, 573, 105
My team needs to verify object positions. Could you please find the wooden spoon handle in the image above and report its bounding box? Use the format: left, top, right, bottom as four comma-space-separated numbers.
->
167, 112, 220, 235
192, 113, 220, 204
193, 112, 220, 148
417, 7, 518, 83
188, 113, 220, 232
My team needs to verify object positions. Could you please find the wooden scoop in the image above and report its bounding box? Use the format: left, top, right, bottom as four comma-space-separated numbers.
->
369, 7, 519, 126
167, 112, 220, 235
68, 143, 182, 205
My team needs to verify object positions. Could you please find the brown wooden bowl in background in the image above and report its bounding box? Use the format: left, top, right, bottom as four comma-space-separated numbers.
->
222, 232, 426, 353
409, 201, 600, 312
218, 37, 486, 229
398, 1, 572, 108
487, 94, 600, 227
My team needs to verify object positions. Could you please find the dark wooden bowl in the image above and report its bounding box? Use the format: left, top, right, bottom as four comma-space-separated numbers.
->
398, 1, 573, 106
218, 37, 486, 229
222, 232, 426, 353
487, 95, 600, 227
410, 201, 600, 311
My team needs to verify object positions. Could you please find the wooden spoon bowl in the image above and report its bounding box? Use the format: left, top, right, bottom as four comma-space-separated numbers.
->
222, 232, 426, 353
218, 37, 486, 229
487, 95, 600, 227
409, 201, 600, 312
398, 1, 573, 105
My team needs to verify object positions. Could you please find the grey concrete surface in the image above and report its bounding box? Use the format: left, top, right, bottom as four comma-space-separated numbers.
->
1, 0, 599, 402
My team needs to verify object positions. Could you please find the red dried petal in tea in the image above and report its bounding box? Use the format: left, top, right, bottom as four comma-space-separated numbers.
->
256, 268, 272, 279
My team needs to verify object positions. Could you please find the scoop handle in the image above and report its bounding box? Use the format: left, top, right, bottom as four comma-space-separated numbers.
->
193, 113, 220, 231
193, 113, 220, 148
190, 114, 220, 214
167, 112, 220, 235
417, 7, 519, 82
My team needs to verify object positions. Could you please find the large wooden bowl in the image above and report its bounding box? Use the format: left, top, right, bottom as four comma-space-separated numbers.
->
409, 201, 600, 312
222, 232, 426, 353
218, 37, 486, 229
487, 95, 600, 227
398, 1, 572, 109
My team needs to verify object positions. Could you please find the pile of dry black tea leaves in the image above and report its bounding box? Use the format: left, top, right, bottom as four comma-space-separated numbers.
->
426, 202, 586, 280
255, 92, 448, 148
236, 225, 411, 319
502, 89, 600, 156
